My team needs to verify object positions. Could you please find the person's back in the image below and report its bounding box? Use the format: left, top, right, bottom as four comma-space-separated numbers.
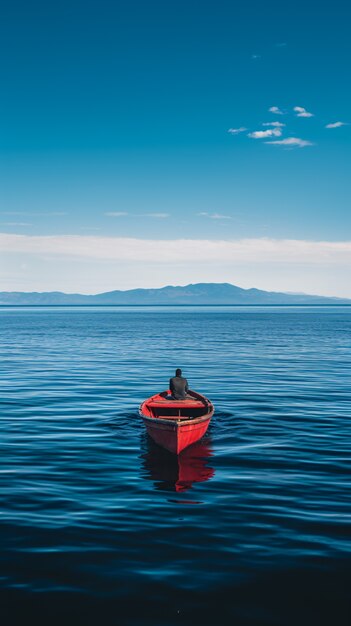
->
169, 368, 189, 400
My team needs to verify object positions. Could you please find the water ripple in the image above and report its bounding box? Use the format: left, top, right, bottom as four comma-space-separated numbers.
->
1, 306, 350, 625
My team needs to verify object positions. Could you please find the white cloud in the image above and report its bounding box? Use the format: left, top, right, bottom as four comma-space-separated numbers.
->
0, 211, 67, 217
1, 222, 32, 226
265, 137, 314, 148
294, 106, 314, 118
105, 211, 169, 218
269, 106, 284, 115
1, 233, 350, 265
228, 127, 247, 134
198, 212, 232, 220
39, 212, 67, 217
105, 212, 129, 217
211, 213, 232, 220
262, 122, 285, 127
143, 213, 169, 218
325, 121, 347, 128
248, 128, 282, 139
251, 54, 261, 59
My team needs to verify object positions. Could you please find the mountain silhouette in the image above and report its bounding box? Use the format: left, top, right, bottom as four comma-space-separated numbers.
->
0, 283, 349, 305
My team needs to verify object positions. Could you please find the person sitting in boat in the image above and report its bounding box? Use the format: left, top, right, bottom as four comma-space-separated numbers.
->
169, 368, 192, 400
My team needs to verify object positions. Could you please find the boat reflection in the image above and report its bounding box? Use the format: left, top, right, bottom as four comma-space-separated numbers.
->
141, 435, 215, 493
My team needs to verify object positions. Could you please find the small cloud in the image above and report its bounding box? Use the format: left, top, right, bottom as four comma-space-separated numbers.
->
269, 106, 284, 115
294, 106, 314, 118
42, 212, 67, 217
228, 127, 247, 134
325, 121, 347, 128
105, 212, 129, 217
248, 128, 282, 139
265, 137, 314, 148
197, 212, 232, 220
262, 121, 286, 127
210, 213, 232, 220
144, 213, 169, 218
251, 54, 261, 59
275, 42, 287, 47
0, 211, 67, 217
1, 222, 32, 226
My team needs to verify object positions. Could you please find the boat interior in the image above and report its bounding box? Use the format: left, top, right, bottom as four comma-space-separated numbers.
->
144, 393, 210, 420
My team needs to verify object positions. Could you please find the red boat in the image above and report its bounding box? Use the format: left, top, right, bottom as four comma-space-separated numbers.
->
139, 390, 214, 454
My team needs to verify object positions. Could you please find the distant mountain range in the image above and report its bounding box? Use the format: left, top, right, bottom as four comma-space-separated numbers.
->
0, 283, 350, 305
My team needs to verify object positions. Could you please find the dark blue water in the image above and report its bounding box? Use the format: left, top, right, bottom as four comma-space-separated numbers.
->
1, 306, 350, 625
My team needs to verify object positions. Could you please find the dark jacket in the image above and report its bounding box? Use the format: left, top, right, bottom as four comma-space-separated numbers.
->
169, 375, 189, 400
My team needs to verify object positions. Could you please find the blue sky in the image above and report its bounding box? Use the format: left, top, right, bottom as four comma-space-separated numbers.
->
1, 0, 350, 295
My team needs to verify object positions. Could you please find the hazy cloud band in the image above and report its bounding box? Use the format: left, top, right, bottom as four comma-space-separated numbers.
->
1, 233, 351, 265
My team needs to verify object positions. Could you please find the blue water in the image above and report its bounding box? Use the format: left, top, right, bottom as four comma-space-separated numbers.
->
1, 306, 350, 625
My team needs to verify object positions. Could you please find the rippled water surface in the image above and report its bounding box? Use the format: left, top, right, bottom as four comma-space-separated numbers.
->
1, 306, 350, 625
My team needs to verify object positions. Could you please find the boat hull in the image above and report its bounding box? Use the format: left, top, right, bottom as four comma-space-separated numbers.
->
142, 414, 212, 454
140, 391, 214, 454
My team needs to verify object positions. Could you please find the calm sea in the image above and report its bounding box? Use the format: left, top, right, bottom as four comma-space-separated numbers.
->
1, 306, 350, 625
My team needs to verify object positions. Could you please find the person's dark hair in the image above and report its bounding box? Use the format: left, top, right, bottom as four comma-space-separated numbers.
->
175, 368, 182, 376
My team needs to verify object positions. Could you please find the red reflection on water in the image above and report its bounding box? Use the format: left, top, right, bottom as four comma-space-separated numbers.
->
141, 436, 214, 493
